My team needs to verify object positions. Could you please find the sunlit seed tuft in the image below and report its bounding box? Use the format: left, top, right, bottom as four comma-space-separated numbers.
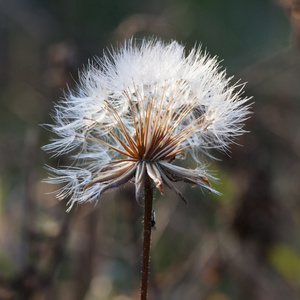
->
43, 38, 251, 209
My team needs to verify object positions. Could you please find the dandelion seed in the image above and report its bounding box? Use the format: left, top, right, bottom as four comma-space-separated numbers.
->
43, 37, 251, 300
43, 38, 251, 210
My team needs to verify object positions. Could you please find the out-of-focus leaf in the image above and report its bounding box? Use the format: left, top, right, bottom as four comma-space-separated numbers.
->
269, 243, 300, 283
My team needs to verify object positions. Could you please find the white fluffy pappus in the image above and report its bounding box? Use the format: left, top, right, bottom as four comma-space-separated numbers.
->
43, 38, 251, 211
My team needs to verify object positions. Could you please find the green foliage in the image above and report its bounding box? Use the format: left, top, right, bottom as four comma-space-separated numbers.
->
269, 243, 300, 284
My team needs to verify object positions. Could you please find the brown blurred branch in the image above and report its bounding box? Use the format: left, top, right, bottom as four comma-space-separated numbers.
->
73, 209, 99, 300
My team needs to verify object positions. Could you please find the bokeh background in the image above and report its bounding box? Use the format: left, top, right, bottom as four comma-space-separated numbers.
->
1, 0, 300, 299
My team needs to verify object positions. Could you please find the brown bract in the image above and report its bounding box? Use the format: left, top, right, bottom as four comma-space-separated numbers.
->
79, 82, 213, 205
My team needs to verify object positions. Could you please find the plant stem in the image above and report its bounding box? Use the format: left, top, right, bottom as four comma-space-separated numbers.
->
140, 177, 153, 300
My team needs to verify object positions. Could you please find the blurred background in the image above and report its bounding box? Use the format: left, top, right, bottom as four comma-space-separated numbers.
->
1, 0, 300, 299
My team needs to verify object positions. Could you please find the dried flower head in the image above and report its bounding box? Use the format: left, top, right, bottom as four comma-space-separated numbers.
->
43, 38, 250, 210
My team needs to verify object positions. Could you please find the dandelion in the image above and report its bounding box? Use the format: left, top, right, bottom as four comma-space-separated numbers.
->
43, 38, 250, 300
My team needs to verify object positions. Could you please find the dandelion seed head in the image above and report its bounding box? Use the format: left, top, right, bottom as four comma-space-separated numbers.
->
43, 37, 251, 209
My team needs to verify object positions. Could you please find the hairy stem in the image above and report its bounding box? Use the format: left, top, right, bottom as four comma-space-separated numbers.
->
140, 176, 153, 300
